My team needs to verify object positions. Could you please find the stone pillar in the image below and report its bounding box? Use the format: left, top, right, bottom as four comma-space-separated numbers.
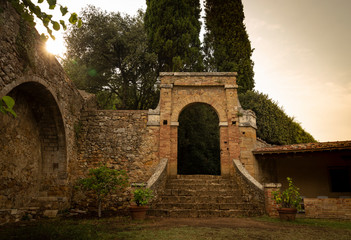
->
170, 122, 179, 177
219, 122, 230, 176
238, 109, 258, 179
224, 84, 240, 176
158, 82, 175, 177
264, 183, 282, 216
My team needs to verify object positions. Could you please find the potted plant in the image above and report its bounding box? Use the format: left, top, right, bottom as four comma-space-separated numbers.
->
129, 186, 153, 220
272, 177, 302, 221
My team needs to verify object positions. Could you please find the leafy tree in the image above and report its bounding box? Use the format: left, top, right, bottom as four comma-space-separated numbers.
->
64, 6, 159, 110
204, 0, 254, 93
239, 91, 316, 145
78, 165, 129, 218
8, 0, 81, 39
178, 103, 220, 175
145, 0, 204, 72
0, 96, 16, 117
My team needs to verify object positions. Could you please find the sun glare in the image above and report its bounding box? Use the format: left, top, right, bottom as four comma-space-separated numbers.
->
46, 37, 66, 57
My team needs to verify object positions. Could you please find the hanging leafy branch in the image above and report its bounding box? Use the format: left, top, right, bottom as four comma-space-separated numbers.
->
0, 96, 17, 117
9, 0, 82, 39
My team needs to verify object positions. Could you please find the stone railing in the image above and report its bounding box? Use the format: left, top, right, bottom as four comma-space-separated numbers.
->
233, 159, 265, 214
233, 159, 263, 191
146, 158, 168, 200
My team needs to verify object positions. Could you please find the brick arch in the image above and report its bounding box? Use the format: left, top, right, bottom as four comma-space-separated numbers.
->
0, 80, 67, 208
171, 95, 227, 123
158, 73, 240, 177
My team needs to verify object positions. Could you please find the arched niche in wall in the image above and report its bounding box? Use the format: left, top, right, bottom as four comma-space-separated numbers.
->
0, 81, 66, 208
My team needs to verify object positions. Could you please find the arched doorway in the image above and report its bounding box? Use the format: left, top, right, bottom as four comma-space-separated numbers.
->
0, 82, 66, 208
177, 103, 220, 175
157, 72, 240, 177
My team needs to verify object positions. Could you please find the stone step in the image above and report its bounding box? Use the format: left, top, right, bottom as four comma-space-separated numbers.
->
166, 183, 238, 189
150, 175, 263, 218
153, 203, 256, 211
158, 195, 242, 204
162, 189, 241, 197
167, 179, 236, 186
148, 209, 261, 218
166, 184, 238, 191
175, 175, 222, 180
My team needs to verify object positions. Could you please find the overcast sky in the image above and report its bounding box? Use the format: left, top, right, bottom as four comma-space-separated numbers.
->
39, 0, 351, 142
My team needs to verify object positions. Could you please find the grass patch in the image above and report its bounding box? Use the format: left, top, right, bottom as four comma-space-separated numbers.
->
1, 216, 351, 240
255, 215, 351, 230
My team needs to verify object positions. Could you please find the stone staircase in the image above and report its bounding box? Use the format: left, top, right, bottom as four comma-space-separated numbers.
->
148, 175, 263, 217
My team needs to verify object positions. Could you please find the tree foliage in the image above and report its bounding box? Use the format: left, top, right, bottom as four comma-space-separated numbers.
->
239, 91, 316, 145
145, 0, 204, 72
78, 165, 129, 218
9, 0, 81, 39
64, 6, 159, 110
204, 0, 254, 93
178, 103, 220, 175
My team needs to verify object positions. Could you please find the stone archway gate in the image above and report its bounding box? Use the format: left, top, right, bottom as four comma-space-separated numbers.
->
156, 72, 241, 177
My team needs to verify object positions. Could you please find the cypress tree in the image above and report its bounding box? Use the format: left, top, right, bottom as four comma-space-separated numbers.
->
145, 0, 204, 72
204, 0, 255, 93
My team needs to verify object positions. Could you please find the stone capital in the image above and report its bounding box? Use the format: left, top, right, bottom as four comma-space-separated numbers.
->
224, 84, 238, 89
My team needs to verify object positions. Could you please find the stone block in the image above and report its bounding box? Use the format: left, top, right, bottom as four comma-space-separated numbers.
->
43, 210, 58, 218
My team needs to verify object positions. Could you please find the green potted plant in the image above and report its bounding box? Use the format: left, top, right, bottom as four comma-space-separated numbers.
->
272, 177, 302, 221
129, 186, 153, 220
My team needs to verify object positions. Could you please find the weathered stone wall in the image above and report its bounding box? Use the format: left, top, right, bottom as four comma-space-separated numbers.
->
304, 198, 351, 219
0, 2, 85, 222
0, 94, 41, 209
71, 110, 160, 212
76, 110, 160, 183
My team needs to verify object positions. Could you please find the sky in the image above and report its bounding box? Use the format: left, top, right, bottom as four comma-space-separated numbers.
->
38, 0, 351, 142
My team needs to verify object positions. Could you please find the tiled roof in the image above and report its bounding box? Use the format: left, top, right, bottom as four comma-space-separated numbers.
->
253, 141, 351, 154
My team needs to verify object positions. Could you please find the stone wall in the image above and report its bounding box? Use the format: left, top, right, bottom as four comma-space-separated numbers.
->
304, 198, 351, 219
76, 110, 160, 183
0, 2, 85, 223
72, 110, 160, 211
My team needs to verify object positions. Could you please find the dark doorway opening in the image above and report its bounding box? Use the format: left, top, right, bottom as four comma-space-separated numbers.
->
177, 103, 220, 175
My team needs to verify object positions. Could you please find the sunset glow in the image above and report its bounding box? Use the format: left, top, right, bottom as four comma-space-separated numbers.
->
45, 37, 66, 57
35, 0, 351, 142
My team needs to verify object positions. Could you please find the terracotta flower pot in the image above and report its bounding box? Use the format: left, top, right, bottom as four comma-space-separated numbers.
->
277, 208, 298, 221
129, 205, 149, 220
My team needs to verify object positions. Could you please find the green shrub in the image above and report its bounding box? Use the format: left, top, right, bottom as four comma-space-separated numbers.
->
239, 91, 316, 145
